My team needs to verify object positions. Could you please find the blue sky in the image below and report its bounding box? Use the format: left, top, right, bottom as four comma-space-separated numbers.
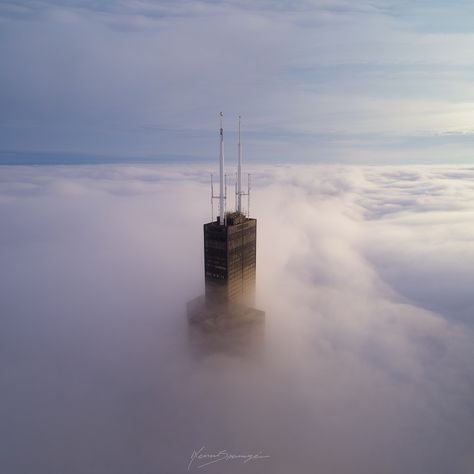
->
1, 0, 474, 163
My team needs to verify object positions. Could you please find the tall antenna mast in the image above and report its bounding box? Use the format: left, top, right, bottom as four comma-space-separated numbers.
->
237, 115, 242, 213
210, 173, 214, 222
219, 112, 225, 226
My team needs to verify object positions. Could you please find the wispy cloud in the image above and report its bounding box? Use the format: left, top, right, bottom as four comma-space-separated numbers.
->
1, 1, 474, 162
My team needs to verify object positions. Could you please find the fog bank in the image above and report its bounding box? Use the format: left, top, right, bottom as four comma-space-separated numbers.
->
0, 164, 473, 473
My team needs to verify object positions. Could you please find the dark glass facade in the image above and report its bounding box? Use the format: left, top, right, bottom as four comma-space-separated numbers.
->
204, 212, 257, 307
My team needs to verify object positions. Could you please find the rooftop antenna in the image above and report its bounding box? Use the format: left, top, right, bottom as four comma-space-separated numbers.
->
210, 173, 214, 222
210, 114, 227, 223
224, 173, 228, 225
237, 115, 242, 213
247, 173, 251, 217
219, 112, 225, 225
211, 112, 225, 225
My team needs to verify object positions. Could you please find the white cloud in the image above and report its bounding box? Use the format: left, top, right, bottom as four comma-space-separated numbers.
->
2, 0, 474, 162
0, 163, 473, 473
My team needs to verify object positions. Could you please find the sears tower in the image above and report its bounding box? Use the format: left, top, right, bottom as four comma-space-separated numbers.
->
187, 113, 264, 328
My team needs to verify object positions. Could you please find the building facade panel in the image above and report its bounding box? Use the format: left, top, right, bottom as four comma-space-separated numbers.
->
204, 213, 257, 307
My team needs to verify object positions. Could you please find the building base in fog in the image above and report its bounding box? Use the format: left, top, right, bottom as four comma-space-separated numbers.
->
186, 295, 265, 356
187, 295, 265, 329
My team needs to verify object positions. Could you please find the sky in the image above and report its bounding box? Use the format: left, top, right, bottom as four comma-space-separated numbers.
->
0, 163, 473, 473
1, 0, 474, 163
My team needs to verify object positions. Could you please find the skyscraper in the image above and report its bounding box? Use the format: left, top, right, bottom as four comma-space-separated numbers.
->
204, 211, 257, 308
187, 114, 264, 331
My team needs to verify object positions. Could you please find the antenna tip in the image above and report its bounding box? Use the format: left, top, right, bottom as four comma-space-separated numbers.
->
220, 111, 223, 117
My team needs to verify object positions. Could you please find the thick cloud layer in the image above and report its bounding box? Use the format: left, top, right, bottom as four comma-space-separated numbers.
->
0, 164, 473, 473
